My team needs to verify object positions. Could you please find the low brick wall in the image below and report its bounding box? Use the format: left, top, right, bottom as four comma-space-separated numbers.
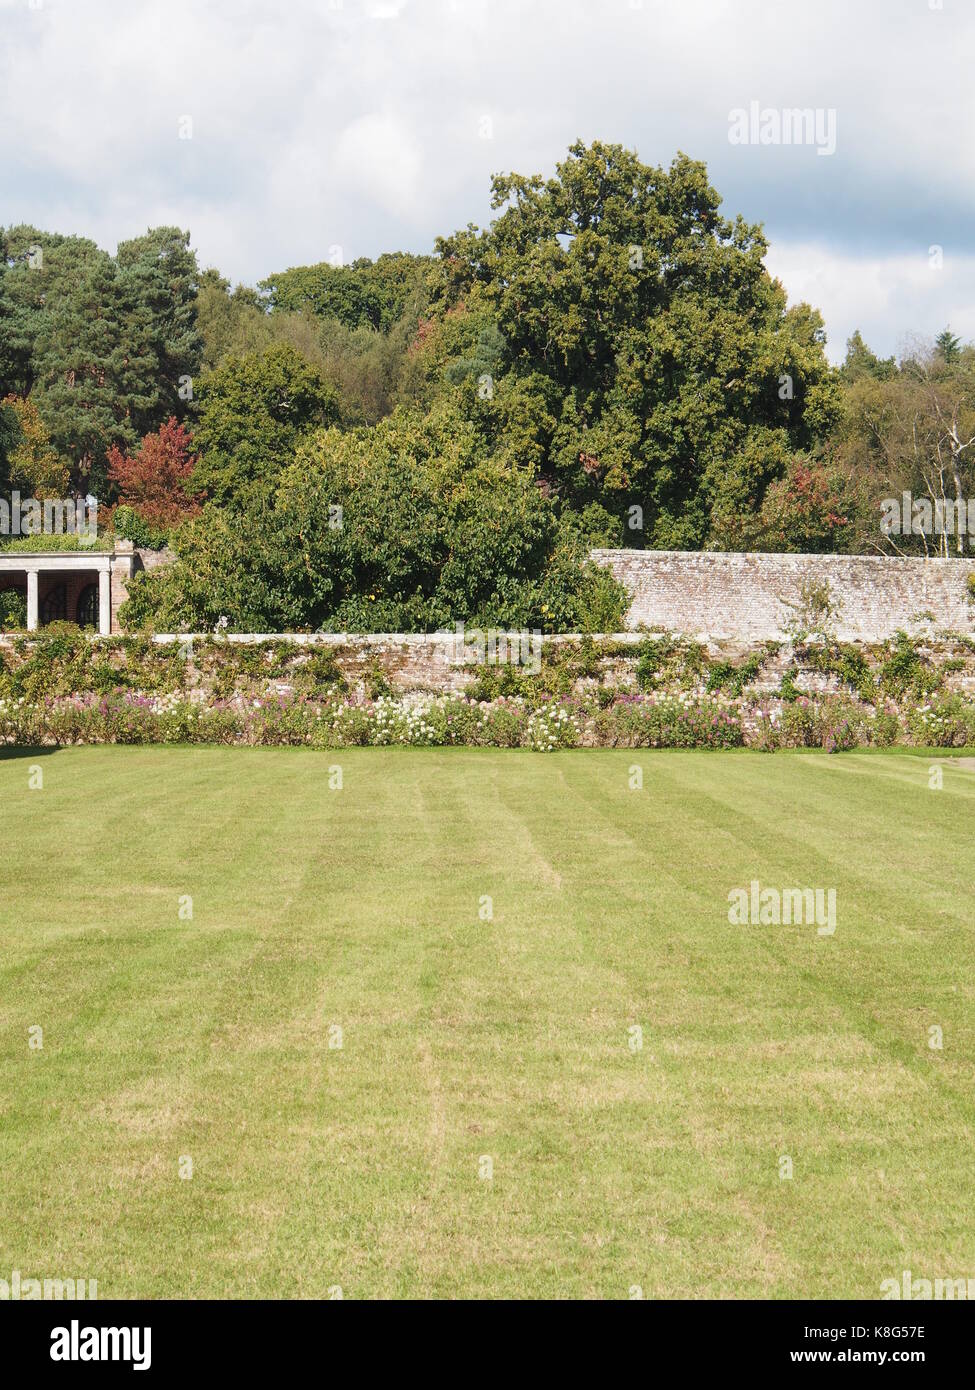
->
145, 631, 643, 696
591, 549, 975, 642
6, 628, 975, 713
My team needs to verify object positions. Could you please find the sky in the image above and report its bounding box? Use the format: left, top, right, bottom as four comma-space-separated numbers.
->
2, 0, 973, 363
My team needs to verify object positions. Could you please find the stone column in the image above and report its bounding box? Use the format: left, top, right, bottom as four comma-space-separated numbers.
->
26, 569, 39, 631
98, 566, 111, 636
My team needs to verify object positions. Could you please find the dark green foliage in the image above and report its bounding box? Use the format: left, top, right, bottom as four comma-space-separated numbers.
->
191, 343, 339, 505
258, 254, 433, 333
935, 328, 962, 364
433, 141, 837, 543
124, 402, 628, 635
1, 224, 202, 493
113, 504, 170, 551
0, 395, 20, 489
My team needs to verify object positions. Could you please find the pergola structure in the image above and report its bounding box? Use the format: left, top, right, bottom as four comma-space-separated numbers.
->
0, 542, 140, 635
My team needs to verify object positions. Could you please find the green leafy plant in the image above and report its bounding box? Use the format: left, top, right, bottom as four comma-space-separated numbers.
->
879, 632, 941, 699
0, 588, 27, 631
782, 578, 841, 644
635, 636, 707, 692
706, 652, 763, 697
113, 504, 170, 551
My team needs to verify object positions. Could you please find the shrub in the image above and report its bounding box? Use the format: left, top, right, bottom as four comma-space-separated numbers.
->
815, 698, 868, 753
905, 695, 975, 747
870, 710, 901, 747
122, 401, 628, 636
595, 696, 744, 749
113, 504, 170, 551
465, 663, 536, 702
779, 700, 818, 747
879, 632, 940, 699
473, 699, 530, 748
0, 588, 27, 631
526, 702, 581, 751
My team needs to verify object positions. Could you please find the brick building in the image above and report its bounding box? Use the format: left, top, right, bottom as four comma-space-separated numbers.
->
0, 541, 141, 635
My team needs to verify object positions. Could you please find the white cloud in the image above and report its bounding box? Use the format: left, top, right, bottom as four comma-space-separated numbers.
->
1, 0, 974, 355
333, 113, 423, 221
765, 242, 975, 364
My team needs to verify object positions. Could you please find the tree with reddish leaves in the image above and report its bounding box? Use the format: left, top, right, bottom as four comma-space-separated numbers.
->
754, 451, 856, 553
106, 417, 202, 532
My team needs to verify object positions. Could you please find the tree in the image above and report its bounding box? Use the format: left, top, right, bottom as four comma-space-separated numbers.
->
196, 268, 273, 371
115, 226, 202, 421
836, 344, 975, 556
258, 253, 432, 333
190, 343, 339, 505
0, 395, 69, 497
0, 397, 20, 492
121, 401, 627, 634
840, 330, 897, 382
28, 246, 148, 491
935, 327, 962, 365
0, 232, 26, 399
0, 224, 202, 494
432, 141, 838, 547
106, 417, 202, 531
0, 226, 107, 402
318, 310, 429, 426
746, 450, 858, 553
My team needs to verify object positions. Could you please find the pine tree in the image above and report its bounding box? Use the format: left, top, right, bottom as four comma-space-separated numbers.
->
935, 327, 962, 364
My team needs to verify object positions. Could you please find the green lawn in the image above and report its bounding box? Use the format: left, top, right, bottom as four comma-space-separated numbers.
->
1, 746, 973, 1299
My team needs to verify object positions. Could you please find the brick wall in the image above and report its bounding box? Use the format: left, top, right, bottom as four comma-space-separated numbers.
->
13, 547, 974, 649
38, 572, 98, 625
157, 632, 552, 696
590, 549, 975, 642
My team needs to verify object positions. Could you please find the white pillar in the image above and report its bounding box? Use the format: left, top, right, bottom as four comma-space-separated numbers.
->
26, 569, 38, 631
98, 566, 111, 636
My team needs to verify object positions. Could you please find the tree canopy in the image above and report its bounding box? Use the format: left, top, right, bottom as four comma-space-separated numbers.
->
432, 141, 838, 547
0, 224, 201, 494
3, 140, 973, 633
190, 342, 339, 506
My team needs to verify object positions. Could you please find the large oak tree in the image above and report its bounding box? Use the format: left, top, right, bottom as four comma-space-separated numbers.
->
434, 141, 838, 548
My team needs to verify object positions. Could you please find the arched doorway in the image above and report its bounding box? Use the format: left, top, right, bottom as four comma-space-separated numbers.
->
76, 583, 98, 629
40, 582, 66, 625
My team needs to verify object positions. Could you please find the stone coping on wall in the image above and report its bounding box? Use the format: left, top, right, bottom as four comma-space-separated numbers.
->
146, 632, 643, 647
